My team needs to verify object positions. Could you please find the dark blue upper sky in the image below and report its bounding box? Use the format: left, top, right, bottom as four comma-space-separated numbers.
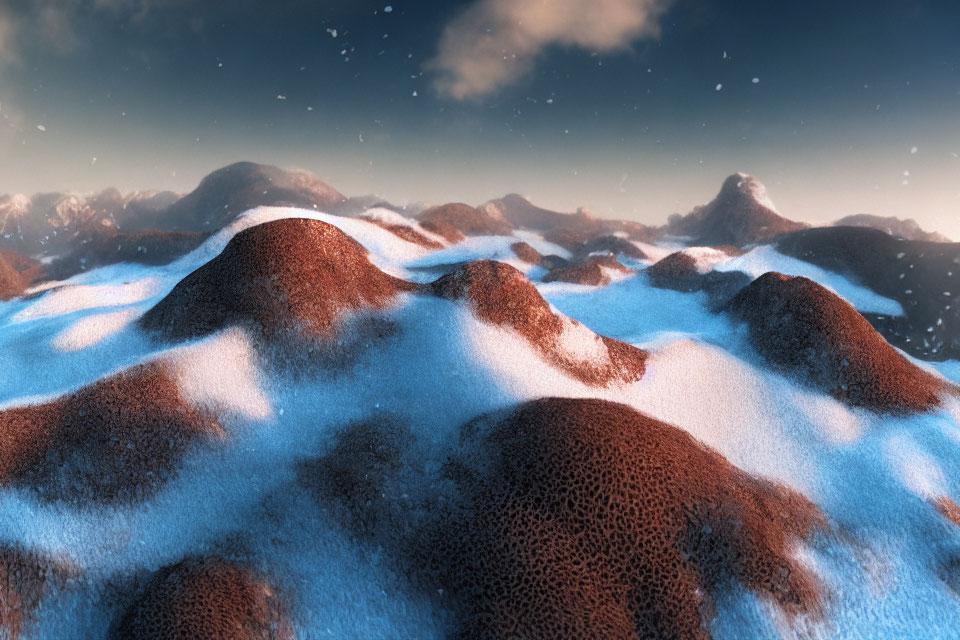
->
1, 0, 959, 233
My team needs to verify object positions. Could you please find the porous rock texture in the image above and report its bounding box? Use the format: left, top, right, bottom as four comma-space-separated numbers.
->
419, 398, 826, 640
726, 272, 945, 413
110, 557, 292, 640
0, 363, 223, 504
427, 261, 646, 386
0, 546, 71, 640
510, 241, 543, 265
140, 218, 415, 342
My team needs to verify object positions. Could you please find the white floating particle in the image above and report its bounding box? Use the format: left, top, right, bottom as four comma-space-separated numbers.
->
276, 95, 287, 100
36, 124, 46, 131
412, 90, 417, 96
384, 5, 393, 12
911, 146, 918, 154
897, 252, 906, 258
715, 83, 723, 91
752, 77, 760, 84
327, 28, 338, 38
546, 98, 553, 104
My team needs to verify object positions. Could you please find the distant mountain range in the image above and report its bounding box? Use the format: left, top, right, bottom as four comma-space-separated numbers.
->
2, 162, 951, 262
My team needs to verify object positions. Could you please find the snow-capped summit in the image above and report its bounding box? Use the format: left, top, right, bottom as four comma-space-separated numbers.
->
730, 171, 778, 212
666, 172, 807, 247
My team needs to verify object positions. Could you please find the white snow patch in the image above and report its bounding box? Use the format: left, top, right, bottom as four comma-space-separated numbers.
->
50, 309, 139, 352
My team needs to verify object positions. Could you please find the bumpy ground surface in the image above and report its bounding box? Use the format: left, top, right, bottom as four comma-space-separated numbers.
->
0, 363, 223, 504
0, 547, 71, 640
140, 218, 415, 341
428, 260, 646, 386
3, 176, 960, 639
111, 557, 292, 640
420, 398, 825, 640
418, 203, 513, 240
777, 226, 960, 360
543, 254, 632, 286
727, 272, 945, 413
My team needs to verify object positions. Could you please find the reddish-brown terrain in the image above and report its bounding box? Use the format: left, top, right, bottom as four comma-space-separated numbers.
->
666, 174, 807, 246
543, 254, 632, 286
727, 272, 945, 413
428, 261, 646, 386
0, 546, 71, 640
777, 226, 960, 361
417, 203, 513, 241
140, 218, 415, 342
361, 216, 445, 249
0, 250, 43, 300
486, 194, 659, 245
111, 557, 292, 640
645, 252, 701, 291
510, 241, 544, 264
420, 398, 825, 640
0, 363, 223, 504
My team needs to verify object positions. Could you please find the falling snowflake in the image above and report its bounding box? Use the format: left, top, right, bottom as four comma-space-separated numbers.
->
384, 5, 393, 12
715, 84, 722, 91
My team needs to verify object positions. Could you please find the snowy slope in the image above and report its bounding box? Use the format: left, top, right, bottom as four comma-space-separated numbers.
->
0, 205, 958, 640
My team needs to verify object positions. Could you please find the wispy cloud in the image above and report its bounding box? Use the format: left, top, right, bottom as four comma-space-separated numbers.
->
0, 0, 190, 70
429, 0, 673, 100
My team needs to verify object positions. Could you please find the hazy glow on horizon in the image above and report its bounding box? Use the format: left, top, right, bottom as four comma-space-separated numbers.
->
1, 0, 958, 239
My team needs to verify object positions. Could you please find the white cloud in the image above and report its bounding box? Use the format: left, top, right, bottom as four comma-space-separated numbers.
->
0, 0, 190, 70
429, 0, 673, 100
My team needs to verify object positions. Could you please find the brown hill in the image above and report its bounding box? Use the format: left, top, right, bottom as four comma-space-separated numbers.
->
427, 261, 645, 386
777, 226, 960, 361
726, 272, 945, 413
645, 252, 751, 309
510, 241, 543, 264
486, 194, 659, 245
417, 203, 513, 241
0, 363, 223, 504
154, 162, 346, 233
111, 557, 292, 640
834, 214, 951, 243
421, 398, 825, 640
666, 173, 807, 246
543, 254, 632, 286
360, 215, 444, 249
140, 218, 414, 342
